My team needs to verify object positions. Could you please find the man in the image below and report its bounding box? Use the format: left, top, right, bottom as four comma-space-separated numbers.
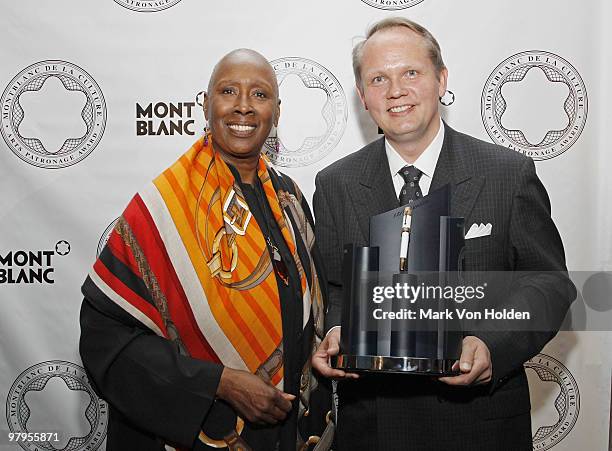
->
312, 18, 574, 450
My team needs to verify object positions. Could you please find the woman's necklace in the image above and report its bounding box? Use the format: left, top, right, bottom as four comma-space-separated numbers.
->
251, 179, 290, 286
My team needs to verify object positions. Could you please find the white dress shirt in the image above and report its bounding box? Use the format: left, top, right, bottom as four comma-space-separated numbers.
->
385, 118, 445, 198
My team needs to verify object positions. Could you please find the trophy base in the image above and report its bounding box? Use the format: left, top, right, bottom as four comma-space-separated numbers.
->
331, 354, 459, 376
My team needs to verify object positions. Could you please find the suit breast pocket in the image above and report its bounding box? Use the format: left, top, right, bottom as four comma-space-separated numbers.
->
463, 235, 507, 271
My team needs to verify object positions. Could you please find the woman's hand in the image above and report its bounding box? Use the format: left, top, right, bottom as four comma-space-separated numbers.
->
216, 368, 295, 425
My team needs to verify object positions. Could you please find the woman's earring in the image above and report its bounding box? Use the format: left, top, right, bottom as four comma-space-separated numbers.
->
203, 121, 209, 146
196, 90, 209, 145
272, 126, 280, 152
439, 90, 455, 106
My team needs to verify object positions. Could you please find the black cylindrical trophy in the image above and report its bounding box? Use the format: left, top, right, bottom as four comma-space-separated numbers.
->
389, 271, 417, 357
332, 186, 464, 375
340, 245, 379, 357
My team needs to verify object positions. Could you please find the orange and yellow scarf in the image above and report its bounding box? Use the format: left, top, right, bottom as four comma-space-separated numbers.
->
85, 136, 326, 448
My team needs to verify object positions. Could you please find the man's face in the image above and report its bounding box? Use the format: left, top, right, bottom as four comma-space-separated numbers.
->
358, 27, 447, 149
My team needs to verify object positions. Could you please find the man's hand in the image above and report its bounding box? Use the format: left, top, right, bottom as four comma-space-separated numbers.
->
439, 336, 492, 386
216, 368, 295, 424
311, 327, 359, 379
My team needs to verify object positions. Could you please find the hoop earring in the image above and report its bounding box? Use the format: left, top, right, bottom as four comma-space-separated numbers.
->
439, 90, 455, 106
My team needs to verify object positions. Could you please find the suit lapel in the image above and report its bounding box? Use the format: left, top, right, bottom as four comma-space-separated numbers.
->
348, 125, 485, 241
348, 138, 398, 241
431, 124, 484, 222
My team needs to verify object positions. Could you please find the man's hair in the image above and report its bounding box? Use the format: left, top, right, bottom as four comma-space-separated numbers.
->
352, 17, 446, 89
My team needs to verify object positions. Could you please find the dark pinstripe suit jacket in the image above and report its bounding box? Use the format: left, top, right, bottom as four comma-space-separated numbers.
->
313, 123, 575, 450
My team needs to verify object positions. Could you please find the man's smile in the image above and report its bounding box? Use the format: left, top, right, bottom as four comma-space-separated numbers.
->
387, 104, 414, 114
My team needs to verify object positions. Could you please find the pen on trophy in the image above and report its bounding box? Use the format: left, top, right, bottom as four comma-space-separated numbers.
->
399, 206, 412, 273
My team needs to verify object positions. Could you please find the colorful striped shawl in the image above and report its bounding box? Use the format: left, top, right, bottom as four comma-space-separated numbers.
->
84, 137, 326, 447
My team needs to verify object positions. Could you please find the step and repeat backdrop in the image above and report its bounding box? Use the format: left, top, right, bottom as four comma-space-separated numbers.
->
1, 0, 611, 449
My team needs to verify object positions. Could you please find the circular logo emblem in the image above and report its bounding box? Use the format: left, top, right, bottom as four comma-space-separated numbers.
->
113, 0, 182, 12
97, 218, 119, 257
55, 240, 71, 256
481, 51, 587, 160
6, 360, 108, 451
1, 61, 107, 169
525, 353, 580, 450
266, 57, 347, 167
360, 0, 424, 10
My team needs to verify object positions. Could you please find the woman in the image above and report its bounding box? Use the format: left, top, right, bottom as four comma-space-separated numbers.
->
80, 49, 331, 450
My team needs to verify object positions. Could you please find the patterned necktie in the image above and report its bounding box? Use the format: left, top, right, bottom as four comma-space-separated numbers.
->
398, 165, 423, 205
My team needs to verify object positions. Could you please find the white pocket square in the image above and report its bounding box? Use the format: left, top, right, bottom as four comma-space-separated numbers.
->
465, 222, 492, 239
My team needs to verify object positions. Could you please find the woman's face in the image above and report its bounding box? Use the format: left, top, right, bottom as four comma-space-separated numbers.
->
205, 56, 280, 161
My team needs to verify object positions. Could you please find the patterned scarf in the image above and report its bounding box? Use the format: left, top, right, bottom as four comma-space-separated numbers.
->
85, 136, 326, 449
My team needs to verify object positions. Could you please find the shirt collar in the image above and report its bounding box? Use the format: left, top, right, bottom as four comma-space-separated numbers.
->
385, 118, 445, 179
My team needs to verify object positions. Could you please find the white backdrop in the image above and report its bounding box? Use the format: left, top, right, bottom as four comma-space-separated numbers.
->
1, 0, 611, 449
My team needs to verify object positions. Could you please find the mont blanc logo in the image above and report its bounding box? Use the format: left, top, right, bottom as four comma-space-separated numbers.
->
481, 51, 587, 160
6, 361, 108, 451
97, 218, 119, 257
360, 0, 424, 10
1, 61, 107, 169
267, 57, 347, 167
0, 241, 71, 284
136, 101, 197, 136
525, 353, 580, 450
113, 0, 182, 12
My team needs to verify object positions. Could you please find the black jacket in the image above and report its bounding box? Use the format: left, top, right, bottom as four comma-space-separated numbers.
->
313, 124, 575, 451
